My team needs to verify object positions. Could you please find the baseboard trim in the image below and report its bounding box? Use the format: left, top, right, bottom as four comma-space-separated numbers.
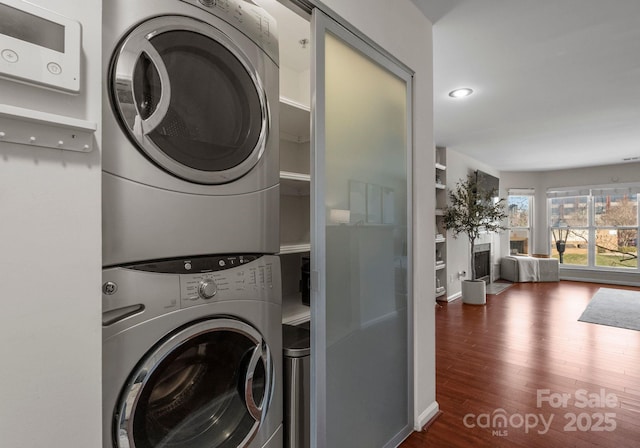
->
447, 292, 462, 302
415, 401, 440, 430
560, 275, 640, 288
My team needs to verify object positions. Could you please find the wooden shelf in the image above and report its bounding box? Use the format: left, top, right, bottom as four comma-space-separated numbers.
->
435, 183, 446, 190
435, 163, 446, 171
436, 263, 446, 271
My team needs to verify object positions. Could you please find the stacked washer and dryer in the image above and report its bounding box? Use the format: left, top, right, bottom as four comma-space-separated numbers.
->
101, 1, 282, 447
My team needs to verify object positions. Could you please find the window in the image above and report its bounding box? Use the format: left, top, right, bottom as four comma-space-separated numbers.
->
508, 190, 534, 255
548, 186, 639, 271
549, 195, 589, 266
593, 190, 638, 268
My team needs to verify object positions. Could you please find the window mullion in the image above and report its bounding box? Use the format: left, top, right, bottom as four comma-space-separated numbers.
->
589, 195, 595, 267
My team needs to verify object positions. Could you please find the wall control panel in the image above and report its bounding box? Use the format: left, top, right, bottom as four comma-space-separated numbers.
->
0, 0, 81, 94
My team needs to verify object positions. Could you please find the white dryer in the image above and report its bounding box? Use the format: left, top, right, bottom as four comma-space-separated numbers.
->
102, 0, 280, 266
102, 254, 283, 448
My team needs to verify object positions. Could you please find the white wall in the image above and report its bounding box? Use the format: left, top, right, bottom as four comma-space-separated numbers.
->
318, 0, 437, 429
500, 162, 640, 286
445, 149, 503, 298
281, 65, 311, 108
0, 1, 102, 446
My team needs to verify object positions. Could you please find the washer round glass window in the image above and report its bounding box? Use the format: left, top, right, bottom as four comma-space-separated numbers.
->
115, 319, 273, 448
111, 16, 269, 184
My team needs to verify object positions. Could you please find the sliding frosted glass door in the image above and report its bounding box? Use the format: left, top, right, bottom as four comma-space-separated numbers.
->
311, 10, 412, 448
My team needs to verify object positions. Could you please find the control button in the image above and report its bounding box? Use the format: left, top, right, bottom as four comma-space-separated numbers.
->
218, 259, 226, 267
198, 280, 218, 299
1, 49, 18, 63
47, 62, 62, 75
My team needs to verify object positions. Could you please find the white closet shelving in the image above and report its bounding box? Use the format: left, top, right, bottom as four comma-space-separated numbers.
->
435, 147, 449, 301
279, 97, 311, 324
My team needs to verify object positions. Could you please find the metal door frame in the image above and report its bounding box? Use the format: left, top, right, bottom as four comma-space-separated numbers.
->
279, 2, 415, 446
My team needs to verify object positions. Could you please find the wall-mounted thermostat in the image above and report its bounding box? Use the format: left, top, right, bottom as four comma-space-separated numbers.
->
0, 0, 81, 94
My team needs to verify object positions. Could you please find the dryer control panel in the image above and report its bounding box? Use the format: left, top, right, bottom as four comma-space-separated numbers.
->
179, 0, 278, 63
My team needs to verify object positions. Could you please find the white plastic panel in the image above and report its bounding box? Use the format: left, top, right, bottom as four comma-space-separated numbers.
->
0, 104, 95, 152
0, 0, 81, 93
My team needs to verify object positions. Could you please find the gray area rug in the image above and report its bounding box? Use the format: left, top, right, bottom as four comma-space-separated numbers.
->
578, 287, 640, 331
486, 282, 513, 296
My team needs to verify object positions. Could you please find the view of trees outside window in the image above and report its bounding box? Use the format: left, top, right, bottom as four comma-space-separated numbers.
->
549, 196, 589, 265
549, 191, 638, 269
508, 195, 532, 255
594, 193, 638, 268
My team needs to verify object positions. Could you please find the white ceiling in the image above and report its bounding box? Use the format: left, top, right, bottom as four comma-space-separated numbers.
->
258, 0, 640, 172
412, 0, 640, 172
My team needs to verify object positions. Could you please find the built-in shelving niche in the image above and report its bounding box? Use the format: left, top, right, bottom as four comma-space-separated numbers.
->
280, 97, 311, 324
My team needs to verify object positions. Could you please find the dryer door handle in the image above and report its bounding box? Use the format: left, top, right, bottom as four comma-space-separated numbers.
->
243, 342, 271, 422
113, 38, 172, 137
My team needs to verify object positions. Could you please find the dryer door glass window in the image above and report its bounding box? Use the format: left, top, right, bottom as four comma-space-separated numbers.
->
117, 322, 272, 448
112, 17, 268, 184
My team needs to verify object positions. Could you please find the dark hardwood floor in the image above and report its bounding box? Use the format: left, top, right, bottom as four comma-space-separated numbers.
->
401, 281, 640, 448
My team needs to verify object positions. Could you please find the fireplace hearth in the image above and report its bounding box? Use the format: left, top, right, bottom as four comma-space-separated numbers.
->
473, 243, 491, 283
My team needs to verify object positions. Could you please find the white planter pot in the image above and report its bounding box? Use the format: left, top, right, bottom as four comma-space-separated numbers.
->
462, 280, 486, 305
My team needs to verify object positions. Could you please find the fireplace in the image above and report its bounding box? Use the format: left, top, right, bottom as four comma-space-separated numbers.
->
473, 243, 491, 283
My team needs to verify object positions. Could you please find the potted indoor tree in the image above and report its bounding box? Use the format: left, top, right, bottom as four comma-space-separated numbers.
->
443, 173, 507, 304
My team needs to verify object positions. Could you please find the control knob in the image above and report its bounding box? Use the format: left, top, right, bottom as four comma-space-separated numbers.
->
198, 279, 218, 299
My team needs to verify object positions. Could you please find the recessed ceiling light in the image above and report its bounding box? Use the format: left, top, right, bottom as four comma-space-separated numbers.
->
449, 88, 474, 98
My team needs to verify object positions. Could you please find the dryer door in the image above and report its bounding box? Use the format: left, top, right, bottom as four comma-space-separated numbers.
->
115, 318, 274, 448
110, 15, 268, 185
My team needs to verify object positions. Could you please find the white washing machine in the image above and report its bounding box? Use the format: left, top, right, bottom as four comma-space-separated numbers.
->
102, 0, 280, 266
102, 254, 283, 448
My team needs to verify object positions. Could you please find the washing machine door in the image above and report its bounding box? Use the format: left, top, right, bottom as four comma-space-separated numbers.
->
110, 15, 268, 185
115, 318, 274, 448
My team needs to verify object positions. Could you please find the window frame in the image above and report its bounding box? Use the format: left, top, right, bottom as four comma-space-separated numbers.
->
592, 190, 638, 270
547, 186, 639, 273
507, 192, 534, 256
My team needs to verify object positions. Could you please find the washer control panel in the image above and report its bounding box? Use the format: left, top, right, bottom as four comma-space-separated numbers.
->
127, 254, 277, 308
